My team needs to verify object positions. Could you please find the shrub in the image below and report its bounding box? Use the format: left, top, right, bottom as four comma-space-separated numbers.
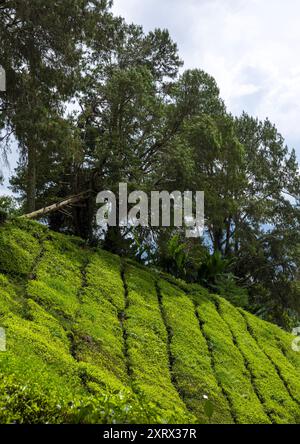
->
125, 265, 192, 422
0, 226, 40, 275
158, 280, 232, 423
192, 291, 270, 424
74, 251, 128, 389
217, 297, 300, 423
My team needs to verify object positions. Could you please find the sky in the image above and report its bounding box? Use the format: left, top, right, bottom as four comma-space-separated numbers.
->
1, 0, 300, 195
112, 0, 300, 152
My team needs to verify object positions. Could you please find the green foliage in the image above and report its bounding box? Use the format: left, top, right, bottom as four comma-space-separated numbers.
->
74, 250, 128, 390
0, 374, 69, 424
0, 223, 41, 274
27, 234, 84, 320
217, 297, 300, 423
192, 292, 271, 424
203, 399, 215, 422
159, 234, 188, 277
63, 388, 187, 424
158, 280, 232, 423
198, 251, 230, 285
0, 209, 7, 226
0, 374, 178, 424
196, 251, 248, 308
0, 274, 85, 407
241, 310, 300, 404
1, 0, 300, 420
125, 265, 192, 422
1, 0, 299, 327
214, 274, 249, 308
0, 221, 300, 424
0, 196, 19, 218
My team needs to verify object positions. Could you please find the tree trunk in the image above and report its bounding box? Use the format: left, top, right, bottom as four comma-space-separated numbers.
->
225, 217, 232, 256
27, 143, 36, 213
213, 227, 224, 254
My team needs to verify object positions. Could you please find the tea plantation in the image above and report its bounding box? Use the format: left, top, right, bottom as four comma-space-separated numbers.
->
0, 219, 299, 423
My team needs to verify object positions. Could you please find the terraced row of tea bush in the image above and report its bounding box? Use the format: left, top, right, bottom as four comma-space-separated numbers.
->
0, 219, 299, 423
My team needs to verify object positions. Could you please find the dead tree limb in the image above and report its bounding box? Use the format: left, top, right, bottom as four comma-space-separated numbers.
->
21, 190, 92, 220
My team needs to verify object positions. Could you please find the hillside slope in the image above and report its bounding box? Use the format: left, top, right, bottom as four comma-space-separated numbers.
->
0, 219, 299, 424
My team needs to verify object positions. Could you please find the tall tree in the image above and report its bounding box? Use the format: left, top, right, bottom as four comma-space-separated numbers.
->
0, 0, 113, 211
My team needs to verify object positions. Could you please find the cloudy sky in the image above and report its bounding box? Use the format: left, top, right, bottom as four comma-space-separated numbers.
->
113, 0, 300, 153
1, 0, 300, 194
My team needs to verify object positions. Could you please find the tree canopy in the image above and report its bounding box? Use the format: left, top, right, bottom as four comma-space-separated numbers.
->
1, 1, 300, 328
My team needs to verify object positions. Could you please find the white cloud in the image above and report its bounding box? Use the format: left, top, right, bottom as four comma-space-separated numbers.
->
112, 0, 300, 156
